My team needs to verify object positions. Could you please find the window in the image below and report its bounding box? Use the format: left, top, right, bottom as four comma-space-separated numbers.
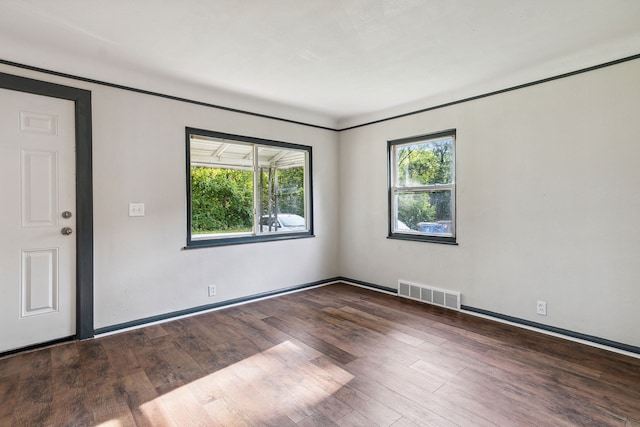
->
388, 129, 456, 244
186, 128, 313, 247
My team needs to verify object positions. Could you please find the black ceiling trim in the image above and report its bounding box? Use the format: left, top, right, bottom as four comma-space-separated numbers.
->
2, 52, 639, 133
0, 58, 336, 132
340, 52, 640, 131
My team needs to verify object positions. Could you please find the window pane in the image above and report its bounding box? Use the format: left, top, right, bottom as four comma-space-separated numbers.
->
258, 147, 307, 234
396, 137, 453, 187
189, 136, 255, 238
187, 129, 313, 246
190, 166, 254, 237
395, 190, 453, 235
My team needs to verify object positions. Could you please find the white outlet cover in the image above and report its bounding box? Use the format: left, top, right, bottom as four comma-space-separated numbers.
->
129, 202, 145, 217
537, 300, 547, 315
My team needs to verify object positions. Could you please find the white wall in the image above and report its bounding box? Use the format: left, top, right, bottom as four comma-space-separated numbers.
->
3, 56, 640, 349
338, 58, 640, 347
0, 63, 340, 330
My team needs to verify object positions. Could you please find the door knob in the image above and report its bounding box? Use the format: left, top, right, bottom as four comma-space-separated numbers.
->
61, 227, 73, 236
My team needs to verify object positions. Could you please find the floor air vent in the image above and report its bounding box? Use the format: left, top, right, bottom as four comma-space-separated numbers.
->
398, 280, 461, 310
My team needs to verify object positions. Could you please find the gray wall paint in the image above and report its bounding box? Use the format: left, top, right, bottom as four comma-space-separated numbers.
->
0, 63, 340, 330
338, 58, 640, 347
2, 57, 639, 348
90, 86, 340, 328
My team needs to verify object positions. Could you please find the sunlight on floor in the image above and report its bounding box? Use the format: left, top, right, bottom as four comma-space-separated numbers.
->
140, 340, 354, 424
96, 421, 124, 427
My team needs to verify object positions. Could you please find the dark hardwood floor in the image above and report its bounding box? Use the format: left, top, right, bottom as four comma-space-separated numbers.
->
1, 283, 639, 426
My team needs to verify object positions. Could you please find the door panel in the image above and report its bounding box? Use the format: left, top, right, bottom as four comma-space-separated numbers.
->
22, 149, 58, 226
0, 88, 76, 353
22, 248, 58, 316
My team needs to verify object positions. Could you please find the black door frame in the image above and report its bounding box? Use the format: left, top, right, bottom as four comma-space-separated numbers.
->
0, 71, 94, 340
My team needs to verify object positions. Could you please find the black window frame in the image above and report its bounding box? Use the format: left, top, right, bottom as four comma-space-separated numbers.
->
387, 129, 457, 245
185, 127, 314, 248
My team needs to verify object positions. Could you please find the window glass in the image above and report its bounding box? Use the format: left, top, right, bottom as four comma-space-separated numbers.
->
389, 130, 456, 244
190, 139, 254, 238
396, 139, 453, 186
257, 150, 306, 234
187, 129, 312, 247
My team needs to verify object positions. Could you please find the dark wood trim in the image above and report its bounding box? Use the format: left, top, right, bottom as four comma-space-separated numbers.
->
94, 277, 341, 335
0, 72, 94, 341
388, 129, 457, 146
5, 283, 639, 425
334, 277, 396, 294
2, 54, 639, 356
387, 129, 457, 245
338, 276, 640, 356
3, 53, 640, 133
186, 127, 317, 151
386, 234, 459, 245
340, 52, 640, 131
184, 232, 316, 249
97, 272, 640, 356
185, 127, 314, 248
0, 59, 336, 132
462, 305, 640, 356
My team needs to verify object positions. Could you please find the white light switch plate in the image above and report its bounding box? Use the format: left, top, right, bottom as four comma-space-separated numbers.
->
129, 202, 145, 217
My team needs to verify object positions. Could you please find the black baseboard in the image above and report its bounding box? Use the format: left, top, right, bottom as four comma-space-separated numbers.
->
462, 305, 640, 356
337, 276, 640, 356
94, 277, 341, 335
334, 276, 396, 294
93, 275, 639, 357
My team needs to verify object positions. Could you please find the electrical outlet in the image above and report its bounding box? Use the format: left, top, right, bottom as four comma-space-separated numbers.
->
536, 300, 547, 316
208, 285, 217, 297
128, 202, 145, 217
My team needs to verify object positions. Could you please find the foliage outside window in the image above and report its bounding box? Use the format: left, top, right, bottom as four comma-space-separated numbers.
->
388, 130, 456, 244
186, 128, 313, 247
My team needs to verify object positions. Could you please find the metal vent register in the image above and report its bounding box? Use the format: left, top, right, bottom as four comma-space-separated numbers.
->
397, 280, 461, 310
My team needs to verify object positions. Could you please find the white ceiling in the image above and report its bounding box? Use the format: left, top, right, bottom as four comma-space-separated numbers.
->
1, 0, 639, 129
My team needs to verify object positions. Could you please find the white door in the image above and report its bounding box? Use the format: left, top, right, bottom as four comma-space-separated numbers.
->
0, 88, 76, 353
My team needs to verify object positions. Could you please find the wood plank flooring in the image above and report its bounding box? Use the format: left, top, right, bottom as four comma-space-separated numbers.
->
1, 283, 640, 426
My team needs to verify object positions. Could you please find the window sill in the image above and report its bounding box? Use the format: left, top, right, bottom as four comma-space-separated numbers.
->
184, 232, 315, 249
387, 233, 458, 245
